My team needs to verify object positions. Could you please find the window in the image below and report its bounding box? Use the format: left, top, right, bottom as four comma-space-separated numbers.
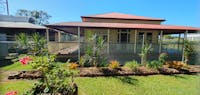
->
138, 32, 144, 44
117, 29, 130, 43
102, 35, 108, 42
147, 33, 153, 43
49, 31, 55, 41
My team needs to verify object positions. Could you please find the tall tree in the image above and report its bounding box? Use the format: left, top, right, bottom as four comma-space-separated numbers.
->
16, 9, 51, 25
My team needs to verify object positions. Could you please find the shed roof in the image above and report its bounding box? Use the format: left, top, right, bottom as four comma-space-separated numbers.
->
81, 12, 165, 21
0, 21, 46, 29
47, 22, 200, 31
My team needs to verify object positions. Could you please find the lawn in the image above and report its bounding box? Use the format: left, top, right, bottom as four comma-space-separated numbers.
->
0, 74, 199, 95
0, 63, 200, 95
0, 62, 32, 71
76, 75, 200, 95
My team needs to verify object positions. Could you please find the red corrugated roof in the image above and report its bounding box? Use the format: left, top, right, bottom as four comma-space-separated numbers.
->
47, 22, 200, 31
81, 12, 165, 21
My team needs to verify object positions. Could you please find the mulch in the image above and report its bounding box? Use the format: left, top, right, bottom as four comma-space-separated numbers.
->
5, 65, 200, 80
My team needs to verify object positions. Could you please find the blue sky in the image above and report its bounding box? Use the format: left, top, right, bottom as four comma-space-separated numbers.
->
2, 0, 200, 27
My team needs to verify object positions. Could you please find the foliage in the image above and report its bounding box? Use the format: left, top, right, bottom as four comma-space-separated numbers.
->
15, 32, 78, 94
30, 55, 56, 73
31, 33, 48, 56
68, 62, 79, 69
158, 53, 168, 64
148, 60, 162, 69
16, 33, 48, 56
16, 9, 51, 25
19, 56, 32, 65
15, 43, 78, 95
124, 60, 139, 69
24, 55, 79, 95
184, 40, 194, 64
139, 44, 152, 66
163, 35, 175, 39
108, 60, 120, 69
80, 31, 108, 67
147, 53, 167, 69
165, 61, 187, 69
16, 33, 29, 49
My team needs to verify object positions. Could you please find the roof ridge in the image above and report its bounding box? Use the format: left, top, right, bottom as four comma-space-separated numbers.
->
81, 12, 165, 21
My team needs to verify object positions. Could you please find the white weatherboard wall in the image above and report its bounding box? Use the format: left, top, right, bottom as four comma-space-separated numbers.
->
0, 34, 8, 58
187, 33, 200, 41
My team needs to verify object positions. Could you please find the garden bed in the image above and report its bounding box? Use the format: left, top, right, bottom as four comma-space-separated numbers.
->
7, 65, 200, 79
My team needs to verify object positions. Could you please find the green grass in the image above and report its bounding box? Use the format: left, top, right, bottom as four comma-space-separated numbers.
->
0, 62, 33, 71
1, 75, 199, 95
76, 75, 200, 95
0, 62, 66, 71
0, 80, 35, 95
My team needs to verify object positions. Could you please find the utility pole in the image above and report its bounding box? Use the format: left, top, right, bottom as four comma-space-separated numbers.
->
6, 0, 9, 15
0, 0, 9, 15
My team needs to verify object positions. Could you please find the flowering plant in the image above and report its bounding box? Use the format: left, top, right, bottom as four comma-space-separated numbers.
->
5, 91, 17, 95
19, 56, 32, 65
109, 60, 120, 69
68, 63, 79, 69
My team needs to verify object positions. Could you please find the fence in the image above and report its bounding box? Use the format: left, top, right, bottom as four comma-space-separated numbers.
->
47, 42, 188, 63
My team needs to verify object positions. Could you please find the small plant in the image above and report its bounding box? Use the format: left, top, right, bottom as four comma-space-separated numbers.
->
81, 31, 107, 67
16, 33, 48, 56
5, 91, 17, 95
184, 40, 194, 64
159, 53, 168, 64
23, 56, 79, 95
139, 44, 152, 66
124, 60, 139, 69
19, 56, 32, 65
16, 33, 29, 49
148, 60, 162, 69
109, 60, 120, 69
165, 61, 187, 69
68, 62, 79, 69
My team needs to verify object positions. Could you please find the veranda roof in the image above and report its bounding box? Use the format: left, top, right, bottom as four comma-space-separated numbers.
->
46, 22, 200, 31
81, 12, 165, 21
0, 21, 46, 29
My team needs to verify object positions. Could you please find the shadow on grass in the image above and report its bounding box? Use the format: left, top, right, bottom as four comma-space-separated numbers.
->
169, 74, 189, 79
112, 76, 139, 85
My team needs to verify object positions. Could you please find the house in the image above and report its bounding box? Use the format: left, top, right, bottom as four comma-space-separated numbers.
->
187, 33, 200, 41
46, 12, 200, 63
0, 15, 46, 59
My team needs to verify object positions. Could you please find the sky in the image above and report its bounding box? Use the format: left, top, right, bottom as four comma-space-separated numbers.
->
1, 0, 200, 27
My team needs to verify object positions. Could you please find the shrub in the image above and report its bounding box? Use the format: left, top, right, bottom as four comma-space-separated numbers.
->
184, 40, 194, 64
16, 33, 48, 56
81, 31, 108, 67
68, 62, 79, 69
165, 61, 187, 69
159, 53, 168, 64
24, 57, 79, 95
148, 60, 163, 69
109, 60, 120, 69
124, 60, 139, 69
